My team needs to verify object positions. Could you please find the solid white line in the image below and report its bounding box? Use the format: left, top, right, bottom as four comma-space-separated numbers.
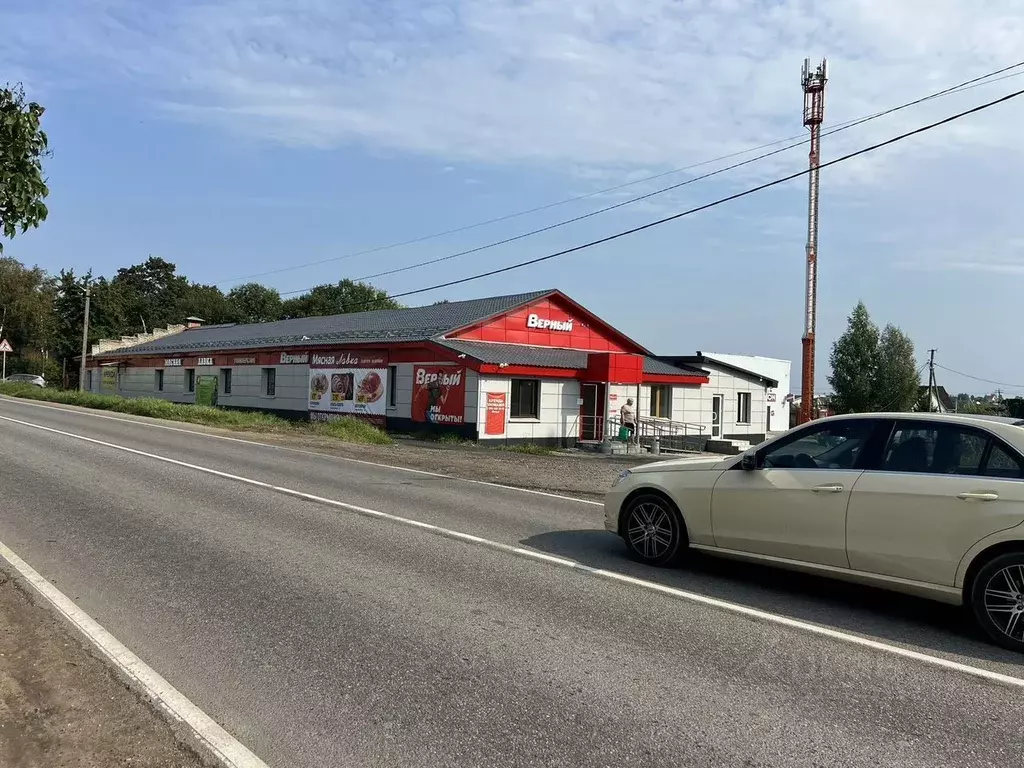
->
0, 396, 604, 506
4, 413, 1024, 692
0, 540, 269, 768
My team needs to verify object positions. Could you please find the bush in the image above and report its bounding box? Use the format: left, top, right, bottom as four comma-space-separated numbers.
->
0, 383, 391, 444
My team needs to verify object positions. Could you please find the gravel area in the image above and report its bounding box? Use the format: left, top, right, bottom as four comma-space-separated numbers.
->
0, 572, 207, 768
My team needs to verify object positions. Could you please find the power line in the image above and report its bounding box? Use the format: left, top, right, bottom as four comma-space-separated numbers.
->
277, 86, 1024, 310
934, 363, 1024, 390
219, 61, 1024, 289
311, 64, 1024, 289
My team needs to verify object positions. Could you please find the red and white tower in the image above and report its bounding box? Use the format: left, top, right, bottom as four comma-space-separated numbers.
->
799, 58, 827, 424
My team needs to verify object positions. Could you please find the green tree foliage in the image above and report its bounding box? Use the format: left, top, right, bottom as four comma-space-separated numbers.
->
111, 256, 189, 334
828, 302, 920, 413
0, 85, 49, 252
227, 282, 283, 324
281, 279, 402, 319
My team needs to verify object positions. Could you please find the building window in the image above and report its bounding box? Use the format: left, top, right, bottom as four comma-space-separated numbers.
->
510, 379, 540, 420
185, 368, 196, 393
262, 367, 276, 397
86, 370, 93, 390
650, 385, 672, 419
221, 368, 232, 395
387, 365, 398, 408
737, 392, 751, 424
155, 369, 164, 392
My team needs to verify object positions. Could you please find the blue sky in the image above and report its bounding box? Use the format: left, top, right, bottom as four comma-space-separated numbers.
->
3, 0, 1024, 394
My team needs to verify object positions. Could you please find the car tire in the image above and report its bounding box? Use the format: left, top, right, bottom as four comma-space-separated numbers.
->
621, 493, 688, 567
968, 551, 1024, 653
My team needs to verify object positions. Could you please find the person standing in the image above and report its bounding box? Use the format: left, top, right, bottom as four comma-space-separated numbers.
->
620, 398, 637, 443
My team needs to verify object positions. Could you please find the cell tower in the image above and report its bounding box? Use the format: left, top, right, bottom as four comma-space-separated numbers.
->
799, 58, 827, 424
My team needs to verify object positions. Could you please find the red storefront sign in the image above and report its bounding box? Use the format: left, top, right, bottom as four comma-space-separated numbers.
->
485, 392, 506, 435
412, 366, 466, 425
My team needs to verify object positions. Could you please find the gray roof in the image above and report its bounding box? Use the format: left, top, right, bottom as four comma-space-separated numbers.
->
659, 354, 779, 388
98, 290, 554, 357
439, 340, 707, 378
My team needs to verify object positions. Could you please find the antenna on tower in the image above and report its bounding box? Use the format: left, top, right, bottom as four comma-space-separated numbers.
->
799, 58, 827, 424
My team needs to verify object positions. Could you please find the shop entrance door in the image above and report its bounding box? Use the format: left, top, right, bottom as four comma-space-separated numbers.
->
711, 394, 723, 438
580, 383, 604, 441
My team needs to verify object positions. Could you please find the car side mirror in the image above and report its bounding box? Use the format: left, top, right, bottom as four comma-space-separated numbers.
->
740, 451, 758, 471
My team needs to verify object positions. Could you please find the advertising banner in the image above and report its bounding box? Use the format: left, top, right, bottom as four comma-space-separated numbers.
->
100, 367, 118, 394
485, 392, 507, 435
412, 366, 467, 425
308, 350, 388, 426
196, 375, 219, 407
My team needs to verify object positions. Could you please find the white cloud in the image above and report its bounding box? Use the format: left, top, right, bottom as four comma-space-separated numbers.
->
5, 0, 1024, 173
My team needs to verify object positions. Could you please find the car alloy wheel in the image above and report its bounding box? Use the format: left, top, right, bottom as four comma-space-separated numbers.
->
982, 564, 1024, 643
623, 494, 686, 566
969, 551, 1024, 653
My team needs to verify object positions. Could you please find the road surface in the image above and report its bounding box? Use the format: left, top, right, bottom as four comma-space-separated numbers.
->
0, 397, 1022, 767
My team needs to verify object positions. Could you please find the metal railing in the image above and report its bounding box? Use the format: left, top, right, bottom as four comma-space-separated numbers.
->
577, 413, 706, 453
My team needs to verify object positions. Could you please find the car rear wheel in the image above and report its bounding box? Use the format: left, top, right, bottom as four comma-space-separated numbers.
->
622, 493, 687, 567
968, 551, 1024, 653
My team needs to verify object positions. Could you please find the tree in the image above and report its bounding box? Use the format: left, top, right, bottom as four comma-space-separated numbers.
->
828, 302, 879, 413
828, 302, 920, 413
180, 282, 232, 325
0, 256, 53, 353
227, 282, 283, 324
111, 256, 189, 333
873, 325, 920, 412
0, 85, 49, 252
281, 279, 401, 319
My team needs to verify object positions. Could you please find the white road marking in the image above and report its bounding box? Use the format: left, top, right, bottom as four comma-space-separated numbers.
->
0, 540, 269, 768
0, 395, 604, 506
4, 412, 1023, 691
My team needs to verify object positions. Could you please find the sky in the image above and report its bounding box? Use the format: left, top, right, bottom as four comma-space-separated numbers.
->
2, 0, 1024, 395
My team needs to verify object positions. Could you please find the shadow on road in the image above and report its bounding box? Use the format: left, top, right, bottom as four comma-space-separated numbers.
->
520, 528, 1024, 670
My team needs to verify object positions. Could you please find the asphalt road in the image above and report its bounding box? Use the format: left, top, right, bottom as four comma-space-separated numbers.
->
1, 397, 1022, 767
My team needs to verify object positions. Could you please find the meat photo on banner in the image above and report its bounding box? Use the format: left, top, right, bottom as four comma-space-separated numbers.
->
412, 366, 467, 425
308, 350, 388, 426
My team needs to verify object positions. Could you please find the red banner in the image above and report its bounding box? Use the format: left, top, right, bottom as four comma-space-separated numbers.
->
485, 392, 506, 435
412, 366, 466, 425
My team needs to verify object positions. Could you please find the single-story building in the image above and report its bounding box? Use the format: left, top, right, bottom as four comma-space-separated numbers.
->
84, 289, 788, 450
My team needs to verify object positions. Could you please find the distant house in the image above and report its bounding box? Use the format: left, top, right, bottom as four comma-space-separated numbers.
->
916, 385, 955, 413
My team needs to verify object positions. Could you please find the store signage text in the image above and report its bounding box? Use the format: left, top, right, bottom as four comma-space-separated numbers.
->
415, 368, 462, 387
197, 357, 214, 366
233, 356, 257, 365
279, 352, 309, 364
526, 313, 573, 332
164, 359, 182, 367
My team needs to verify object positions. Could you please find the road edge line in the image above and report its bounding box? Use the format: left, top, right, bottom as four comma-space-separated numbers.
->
0, 540, 269, 768
0, 395, 604, 506
4, 412, 1024, 692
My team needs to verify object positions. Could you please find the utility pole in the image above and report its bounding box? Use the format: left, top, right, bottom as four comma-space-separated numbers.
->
799, 58, 827, 424
78, 283, 91, 392
927, 349, 937, 412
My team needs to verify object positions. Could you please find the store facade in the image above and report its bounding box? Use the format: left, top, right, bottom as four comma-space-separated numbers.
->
85, 289, 778, 448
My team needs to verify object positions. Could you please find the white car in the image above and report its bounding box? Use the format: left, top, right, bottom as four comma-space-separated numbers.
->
605, 411, 1024, 652
3, 373, 45, 388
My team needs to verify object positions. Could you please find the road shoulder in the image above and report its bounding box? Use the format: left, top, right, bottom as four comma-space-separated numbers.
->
0, 568, 208, 768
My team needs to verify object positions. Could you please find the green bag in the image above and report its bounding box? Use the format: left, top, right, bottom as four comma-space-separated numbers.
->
618, 426, 630, 441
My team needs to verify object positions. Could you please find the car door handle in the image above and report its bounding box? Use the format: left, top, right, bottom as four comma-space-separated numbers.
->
957, 491, 999, 502
811, 484, 844, 493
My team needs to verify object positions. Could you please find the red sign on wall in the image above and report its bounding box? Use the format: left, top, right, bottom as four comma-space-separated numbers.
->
485, 392, 507, 435
412, 366, 467, 425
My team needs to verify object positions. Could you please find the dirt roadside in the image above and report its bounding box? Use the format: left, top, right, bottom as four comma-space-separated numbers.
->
0, 572, 208, 768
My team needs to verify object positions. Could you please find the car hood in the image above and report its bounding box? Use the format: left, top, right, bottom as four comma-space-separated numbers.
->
632, 455, 734, 473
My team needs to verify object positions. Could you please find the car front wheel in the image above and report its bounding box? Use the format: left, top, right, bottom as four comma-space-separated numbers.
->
969, 551, 1024, 653
622, 493, 687, 567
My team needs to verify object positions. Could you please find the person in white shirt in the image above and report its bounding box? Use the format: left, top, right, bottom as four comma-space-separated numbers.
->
620, 398, 637, 442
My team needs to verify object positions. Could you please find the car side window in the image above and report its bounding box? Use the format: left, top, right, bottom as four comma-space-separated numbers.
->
982, 442, 1024, 480
761, 420, 877, 470
880, 422, 987, 475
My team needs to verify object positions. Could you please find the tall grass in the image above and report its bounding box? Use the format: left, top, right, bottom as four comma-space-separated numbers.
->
0, 383, 391, 444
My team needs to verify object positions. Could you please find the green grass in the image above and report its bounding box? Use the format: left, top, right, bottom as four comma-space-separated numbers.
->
498, 443, 555, 455
0, 383, 392, 445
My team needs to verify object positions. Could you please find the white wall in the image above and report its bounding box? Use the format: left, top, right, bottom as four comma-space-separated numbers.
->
476, 376, 580, 443
698, 363, 771, 439
703, 352, 792, 433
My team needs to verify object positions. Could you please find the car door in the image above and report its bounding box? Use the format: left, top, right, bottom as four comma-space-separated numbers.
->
710, 417, 883, 568
846, 420, 1024, 586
